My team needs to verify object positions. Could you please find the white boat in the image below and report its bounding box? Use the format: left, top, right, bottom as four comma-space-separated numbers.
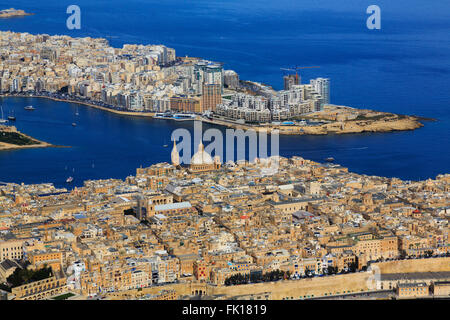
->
0, 106, 7, 124
173, 113, 196, 121
154, 113, 173, 120
72, 123, 77, 126
66, 176, 74, 183
24, 105, 35, 110
7, 110, 16, 121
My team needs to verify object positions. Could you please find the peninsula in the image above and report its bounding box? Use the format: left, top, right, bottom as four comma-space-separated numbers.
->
0, 8, 34, 18
0, 125, 53, 150
0, 31, 430, 136
201, 104, 427, 135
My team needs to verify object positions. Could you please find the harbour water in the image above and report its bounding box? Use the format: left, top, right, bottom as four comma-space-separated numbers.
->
0, 0, 449, 187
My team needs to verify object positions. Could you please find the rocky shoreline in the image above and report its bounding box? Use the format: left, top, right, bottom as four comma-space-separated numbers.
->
201, 105, 430, 135
0, 8, 34, 18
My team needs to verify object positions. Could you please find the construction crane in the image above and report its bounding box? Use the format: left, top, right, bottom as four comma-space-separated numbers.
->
280, 66, 320, 84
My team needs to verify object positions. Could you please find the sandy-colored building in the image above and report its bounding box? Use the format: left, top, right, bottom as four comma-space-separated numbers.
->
433, 281, 450, 297
11, 276, 68, 300
0, 239, 24, 261
397, 282, 429, 299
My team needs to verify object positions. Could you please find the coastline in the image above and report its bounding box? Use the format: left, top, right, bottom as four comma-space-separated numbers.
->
1, 94, 429, 136
0, 9, 34, 19
199, 115, 426, 135
9, 94, 156, 118
0, 142, 51, 151
0, 125, 64, 151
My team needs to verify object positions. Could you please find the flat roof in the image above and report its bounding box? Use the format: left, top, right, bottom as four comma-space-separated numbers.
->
398, 282, 427, 288
380, 271, 450, 281
154, 201, 191, 211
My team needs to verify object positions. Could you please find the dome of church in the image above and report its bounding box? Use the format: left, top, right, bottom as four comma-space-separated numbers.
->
191, 141, 213, 165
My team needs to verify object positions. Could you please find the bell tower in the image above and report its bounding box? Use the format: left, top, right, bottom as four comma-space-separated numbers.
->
214, 155, 221, 170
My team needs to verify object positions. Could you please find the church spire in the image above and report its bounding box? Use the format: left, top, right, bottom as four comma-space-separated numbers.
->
171, 139, 180, 166
198, 139, 204, 152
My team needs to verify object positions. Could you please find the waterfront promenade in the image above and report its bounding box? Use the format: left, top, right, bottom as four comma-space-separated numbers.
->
1, 92, 426, 136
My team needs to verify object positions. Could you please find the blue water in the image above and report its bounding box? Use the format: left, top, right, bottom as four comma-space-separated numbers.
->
0, 0, 449, 187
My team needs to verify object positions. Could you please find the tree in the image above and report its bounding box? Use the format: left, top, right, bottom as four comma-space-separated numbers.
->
0, 283, 11, 292
250, 272, 262, 283
7, 265, 52, 288
348, 262, 358, 273
225, 269, 293, 286
304, 267, 313, 277
327, 266, 338, 275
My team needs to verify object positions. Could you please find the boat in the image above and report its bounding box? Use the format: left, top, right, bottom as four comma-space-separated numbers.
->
163, 144, 168, 147
72, 123, 77, 126
66, 177, 74, 183
325, 157, 335, 162
7, 110, 16, 121
24, 105, 35, 110
173, 113, 196, 121
0, 106, 7, 124
154, 113, 173, 120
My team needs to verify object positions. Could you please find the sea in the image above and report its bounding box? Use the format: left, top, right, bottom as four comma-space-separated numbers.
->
0, 0, 449, 188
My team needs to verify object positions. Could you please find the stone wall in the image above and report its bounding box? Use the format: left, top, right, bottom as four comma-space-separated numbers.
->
209, 272, 370, 300
373, 257, 450, 274
107, 258, 450, 300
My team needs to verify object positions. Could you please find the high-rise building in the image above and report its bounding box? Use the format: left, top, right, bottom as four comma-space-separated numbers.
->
194, 61, 223, 94
283, 74, 299, 90
202, 84, 222, 112
310, 78, 330, 105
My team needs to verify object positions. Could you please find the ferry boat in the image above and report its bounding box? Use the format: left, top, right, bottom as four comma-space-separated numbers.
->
153, 113, 173, 120
173, 113, 196, 121
66, 176, 74, 183
24, 105, 35, 110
